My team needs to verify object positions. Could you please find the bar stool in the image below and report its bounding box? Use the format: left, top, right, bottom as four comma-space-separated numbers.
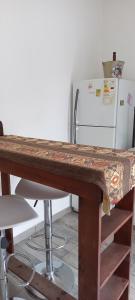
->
15, 179, 74, 299
0, 194, 38, 300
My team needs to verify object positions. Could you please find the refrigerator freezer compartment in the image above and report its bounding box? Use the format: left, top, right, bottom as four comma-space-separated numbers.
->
76, 126, 116, 148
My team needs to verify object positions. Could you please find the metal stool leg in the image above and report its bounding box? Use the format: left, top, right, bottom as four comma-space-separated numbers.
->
26, 198, 67, 252
0, 230, 25, 300
27, 200, 74, 299
44, 200, 53, 279
0, 230, 9, 300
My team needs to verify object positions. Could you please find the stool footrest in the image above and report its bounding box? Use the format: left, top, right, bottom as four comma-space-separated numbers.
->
6, 252, 35, 287
25, 232, 68, 252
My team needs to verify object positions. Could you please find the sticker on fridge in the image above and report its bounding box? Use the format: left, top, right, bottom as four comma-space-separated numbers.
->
88, 82, 95, 94
103, 79, 115, 105
103, 79, 115, 97
96, 89, 101, 97
103, 96, 114, 105
127, 93, 133, 106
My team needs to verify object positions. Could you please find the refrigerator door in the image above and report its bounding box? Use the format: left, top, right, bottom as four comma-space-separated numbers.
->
73, 78, 118, 127
75, 125, 116, 148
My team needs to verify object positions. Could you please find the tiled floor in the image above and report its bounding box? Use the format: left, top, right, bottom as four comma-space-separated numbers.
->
8, 212, 135, 299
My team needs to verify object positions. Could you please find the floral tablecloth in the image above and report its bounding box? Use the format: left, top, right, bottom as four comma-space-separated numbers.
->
0, 135, 135, 214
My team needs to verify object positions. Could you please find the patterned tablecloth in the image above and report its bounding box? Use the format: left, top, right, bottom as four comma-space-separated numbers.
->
0, 135, 135, 214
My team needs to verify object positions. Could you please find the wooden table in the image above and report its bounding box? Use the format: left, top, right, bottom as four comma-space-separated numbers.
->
0, 121, 135, 300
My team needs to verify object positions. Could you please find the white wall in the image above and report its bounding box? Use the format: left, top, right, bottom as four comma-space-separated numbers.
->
0, 0, 103, 236
102, 0, 135, 80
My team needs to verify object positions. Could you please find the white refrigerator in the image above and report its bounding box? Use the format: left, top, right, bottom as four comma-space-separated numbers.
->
71, 78, 135, 211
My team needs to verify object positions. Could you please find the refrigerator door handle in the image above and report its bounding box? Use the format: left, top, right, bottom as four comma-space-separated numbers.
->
73, 88, 79, 143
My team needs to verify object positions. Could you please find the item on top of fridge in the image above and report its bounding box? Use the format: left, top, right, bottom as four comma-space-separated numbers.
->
102, 52, 125, 78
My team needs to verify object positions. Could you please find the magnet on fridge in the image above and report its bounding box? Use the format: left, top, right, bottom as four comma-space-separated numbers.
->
88, 82, 95, 94
120, 99, 125, 106
88, 83, 93, 89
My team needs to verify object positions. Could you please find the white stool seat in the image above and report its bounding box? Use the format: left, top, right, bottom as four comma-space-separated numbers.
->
15, 179, 74, 299
15, 179, 68, 200
0, 195, 38, 230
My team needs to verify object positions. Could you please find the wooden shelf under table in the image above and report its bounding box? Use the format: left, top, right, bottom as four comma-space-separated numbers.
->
100, 242, 130, 288
101, 208, 133, 244
100, 194, 133, 300
100, 275, 129, 300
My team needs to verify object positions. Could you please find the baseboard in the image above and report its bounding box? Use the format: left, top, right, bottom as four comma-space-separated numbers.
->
14, 226, 36, 245
14, 207, 71, 245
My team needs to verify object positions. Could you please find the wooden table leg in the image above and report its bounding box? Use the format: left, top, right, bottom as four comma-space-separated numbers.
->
79, 184, 102, 300
0, 121, 14, 253
1, 173, 14, 253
